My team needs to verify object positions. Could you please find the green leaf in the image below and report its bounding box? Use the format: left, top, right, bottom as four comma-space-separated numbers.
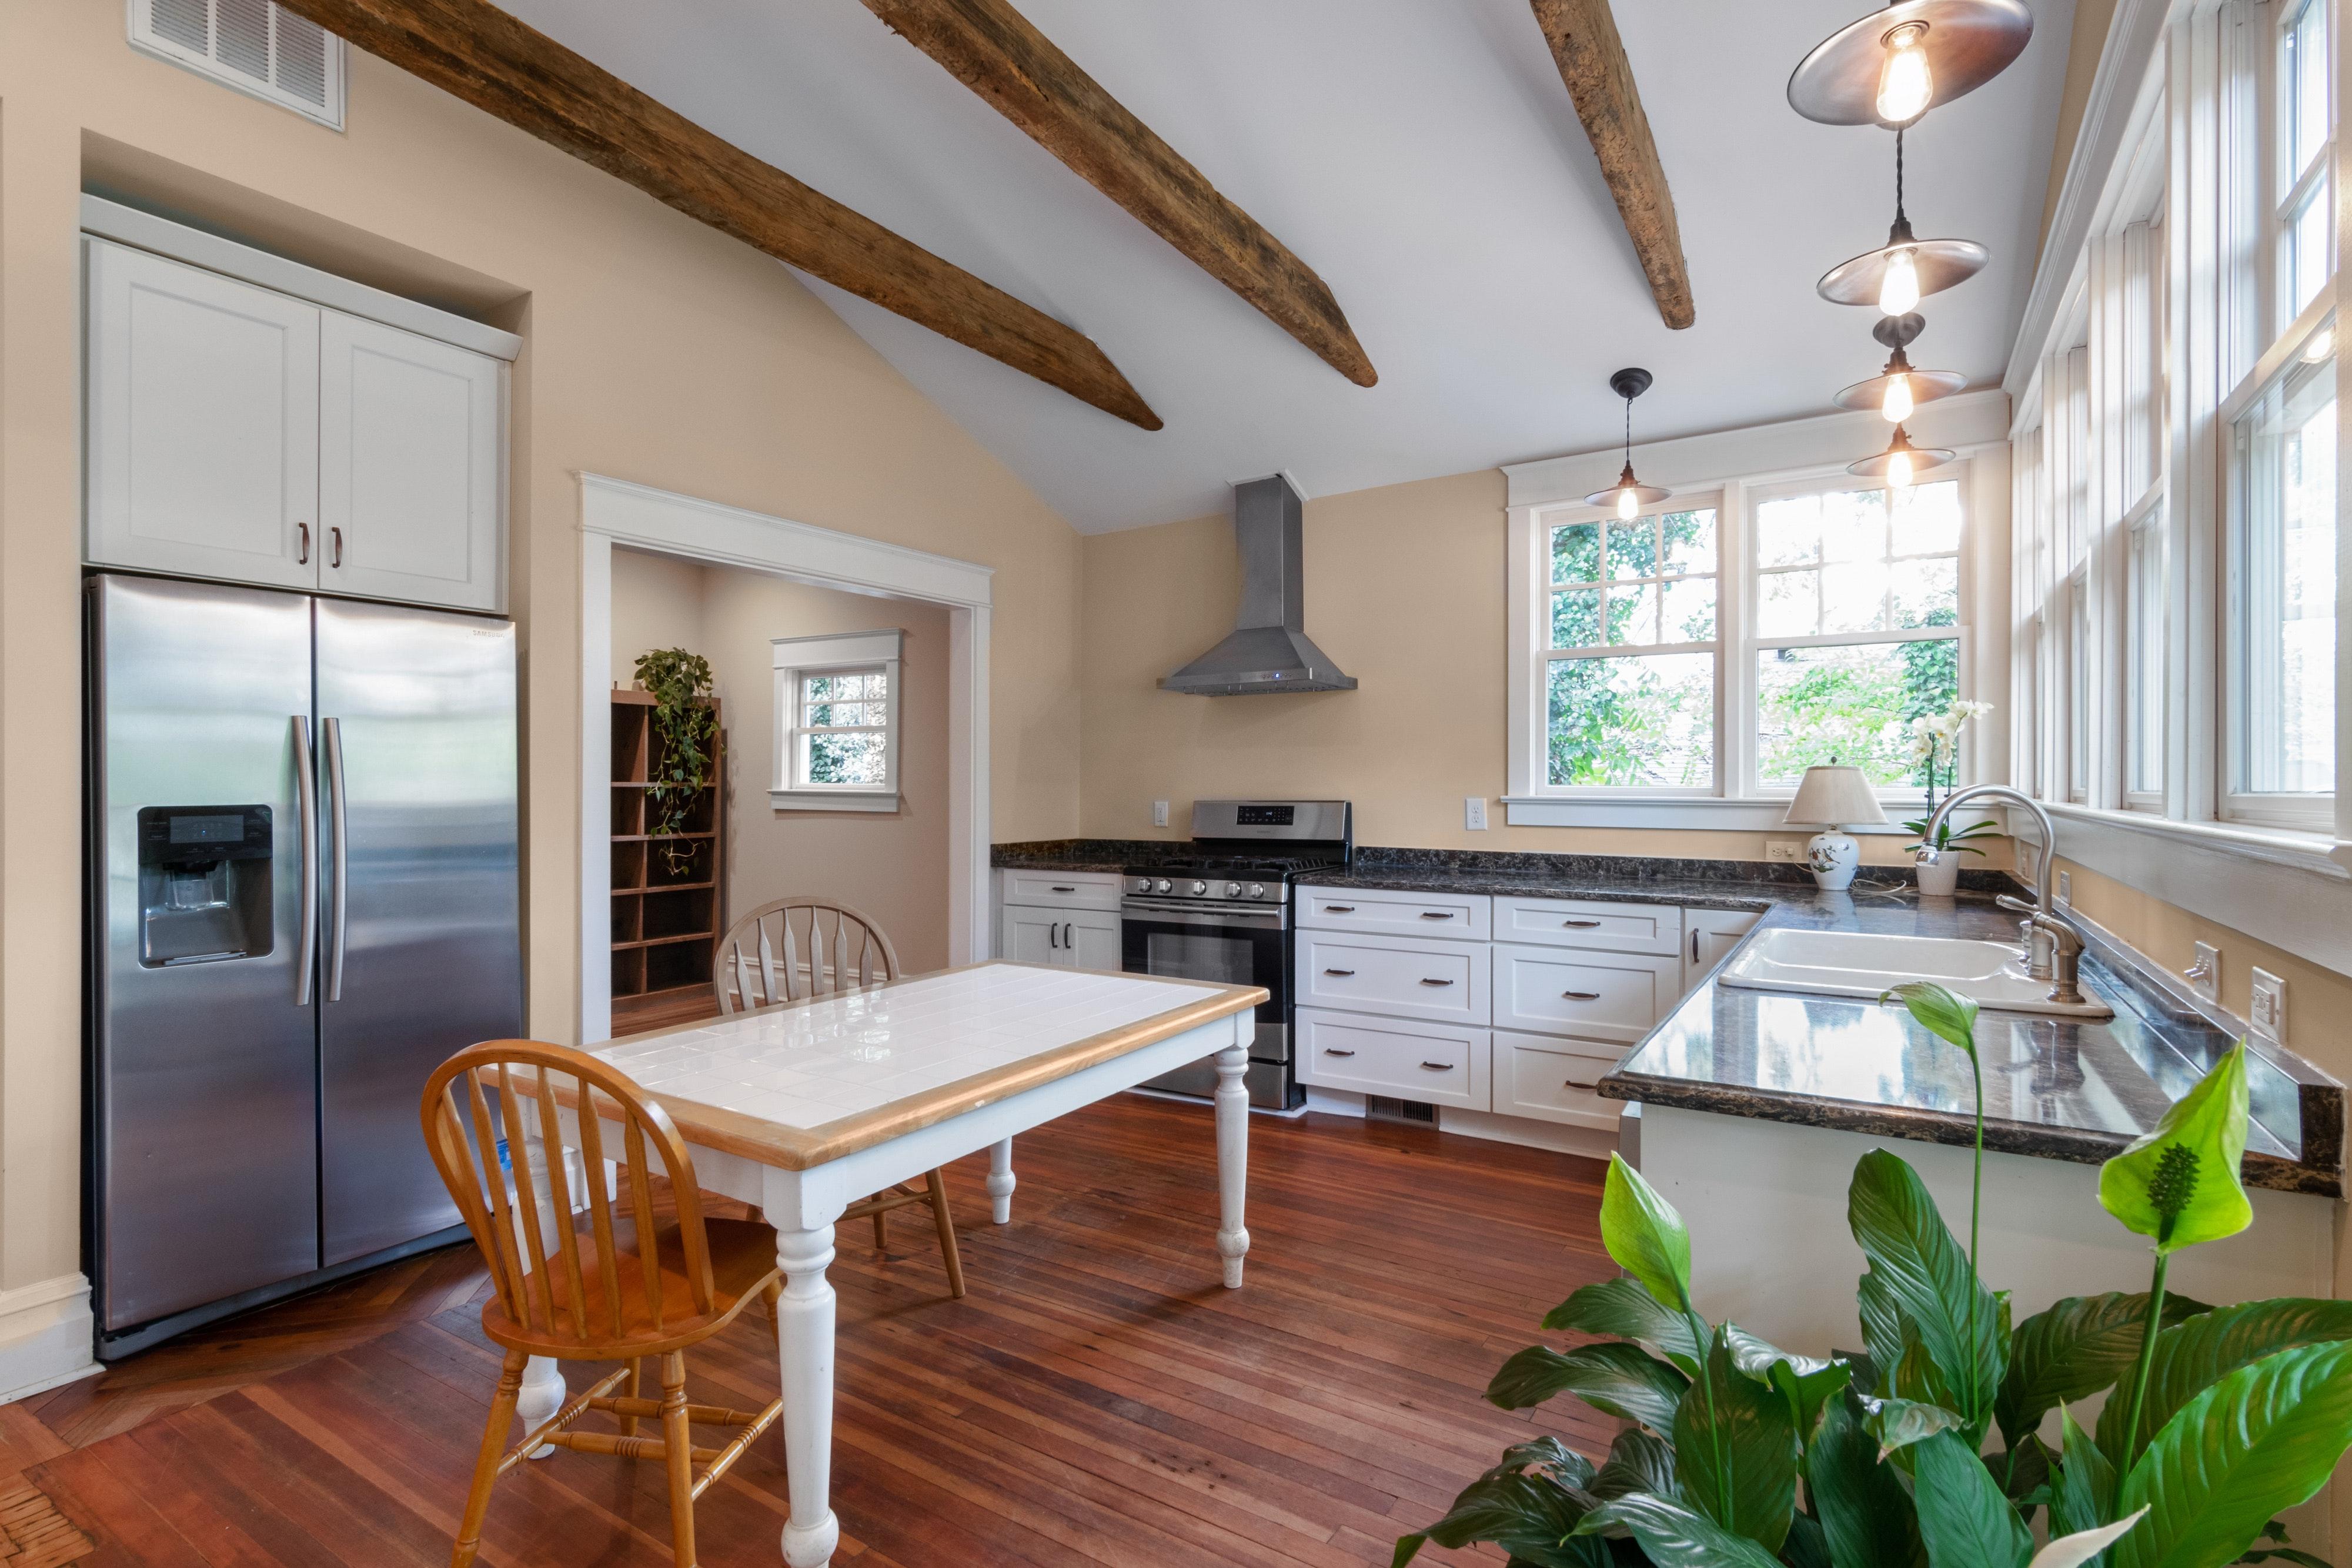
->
1487, 1341, 1688, 1431
1849, 1148, 2004, 1428
1782, 1512, 1832, 1568
1602, 1152, 1694, 1313
1912, 1430, 2033, 1568
1590, 1428, 1680, 1502
1572, 1492, 1786, 1568
1483, 1436, 1597, 1489
1392, 1470, 1606, 1568
2052, 1405, 2119, 1541
1856, 1269, 1905, 1393
1672, 1329, 1798, 1553
1997, 1291, 2216, 1449
2030, 1509, 2150, 1568
1882, 981, 1982, 1057
1810, 1389, 1926, 1568
2112, 1340, 2352, 1568
1545, 1276, 1704, 1373
1721, 1327, 1851, 1440
2099, 1042, 2252, 1255
2094, 1298, 2352, 1462
1993, 1432, 2054, 1509
1864, 1396, 1967, 1459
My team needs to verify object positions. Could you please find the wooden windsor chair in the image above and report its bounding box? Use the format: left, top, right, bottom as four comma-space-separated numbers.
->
422, 1040, 785, 1568
716, 897, 966, 1298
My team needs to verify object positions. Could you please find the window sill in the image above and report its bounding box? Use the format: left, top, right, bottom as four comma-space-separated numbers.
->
1499, 795, 1987, 834
2035, 802, 2350, 879
770, 789, 900, 814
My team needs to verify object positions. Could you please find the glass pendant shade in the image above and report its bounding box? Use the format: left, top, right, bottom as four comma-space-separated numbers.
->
1788, 0, 2034, 126
1819, 219, 1989, 307
1847, 424, 1953, 487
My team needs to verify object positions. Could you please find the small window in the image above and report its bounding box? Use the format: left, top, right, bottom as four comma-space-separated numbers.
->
2280, 0, 2334, 322
1544, 506, 1720, 788
2125, 503, 2169, 805
771, 631, 903, 811
2229, 353, 2337, 821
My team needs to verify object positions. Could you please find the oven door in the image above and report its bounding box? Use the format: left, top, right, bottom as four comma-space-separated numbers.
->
1120, 903, 1287, 1061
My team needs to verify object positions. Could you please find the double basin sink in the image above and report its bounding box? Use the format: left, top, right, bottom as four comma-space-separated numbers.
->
1718, 927, 2115, 1020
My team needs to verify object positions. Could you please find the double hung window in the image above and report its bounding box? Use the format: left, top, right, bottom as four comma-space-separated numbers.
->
770, 630, 904, 811
1544, 505, 1720, 789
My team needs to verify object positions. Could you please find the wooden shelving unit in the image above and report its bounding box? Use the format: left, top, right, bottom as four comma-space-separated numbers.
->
611, 689, 724, 1034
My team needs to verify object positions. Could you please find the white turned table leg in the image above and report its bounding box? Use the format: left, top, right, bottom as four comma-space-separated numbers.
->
1212, 1044, 1251, 1288
987, 1137, 1015, 1225
774, 1222, 841, 1568
514, 1117, 567, 1456
516, 1355, 566, 1457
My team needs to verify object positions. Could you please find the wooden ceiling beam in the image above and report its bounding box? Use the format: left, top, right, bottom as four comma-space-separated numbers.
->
271, 0, 1162, 427
860, 0, 1377, 387
1528, 0, 1695, 330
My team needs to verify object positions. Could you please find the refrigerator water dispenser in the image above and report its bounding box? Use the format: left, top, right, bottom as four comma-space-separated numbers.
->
136, 805, 273, 966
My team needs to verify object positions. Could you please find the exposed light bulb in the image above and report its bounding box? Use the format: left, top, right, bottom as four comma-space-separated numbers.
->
1879, 248, 1922, 316
1877, 26, 1933, 123
1882, 372, 1915, 423
1616, 484, 1640, 520
1887, 448, 1915, 490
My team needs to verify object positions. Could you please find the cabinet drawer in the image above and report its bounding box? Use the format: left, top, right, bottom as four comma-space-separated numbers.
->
1495, 1030, 1624, 1130
1297, 884, 1491, 939
1494, 895, 1682, 955
1298, 931, 1490, 1025
997, 868, 1124, 911
1492, 943, 1680, 1044
1297, 1008, 1489, 1110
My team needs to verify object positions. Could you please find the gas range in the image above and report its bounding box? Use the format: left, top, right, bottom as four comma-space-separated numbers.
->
1121, 855, 1346, 908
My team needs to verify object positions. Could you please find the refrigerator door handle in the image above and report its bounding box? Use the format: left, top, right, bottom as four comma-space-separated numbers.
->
324, 716, 349, 1003
292, 715, 319, 1007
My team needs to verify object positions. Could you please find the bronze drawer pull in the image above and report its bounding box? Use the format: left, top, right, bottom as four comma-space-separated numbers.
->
1421, 1061, 1455, 1071
1420, 978, 1456, 987
1051, 884, 1077, 892
1323, 904, 1357, 912
1562, 989, 1603, 1001
1324, 1048, 1357, 1057
1562, 918, 1603, 928
1419, 911, 1456, 920
1324, 968, 1357, 977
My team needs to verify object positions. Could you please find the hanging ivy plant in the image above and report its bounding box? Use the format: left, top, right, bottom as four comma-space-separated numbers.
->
634, 647, 715, 874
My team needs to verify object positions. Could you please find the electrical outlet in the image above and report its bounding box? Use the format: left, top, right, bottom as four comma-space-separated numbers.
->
2057, 870, 2072, 905
1151, 800, 1169, 828
2016, 842, 2040, 882
1766, 838, 1806, 864
1465, 796, 1489, 831
2186, 940, 2221, 1003
2250, 967, 2287, 1044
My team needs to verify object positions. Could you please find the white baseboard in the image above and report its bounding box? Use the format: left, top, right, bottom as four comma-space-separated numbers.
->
1301, 1087, 1367, 1118
0, 1273, 97, 1404
1439, 1107, 1620, 1162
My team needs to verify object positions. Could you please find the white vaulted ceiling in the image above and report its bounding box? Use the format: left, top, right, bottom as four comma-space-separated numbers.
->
496, 0, 2077, 531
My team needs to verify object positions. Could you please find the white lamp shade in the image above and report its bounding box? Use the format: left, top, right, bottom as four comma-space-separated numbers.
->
1784, 765, 1890, 827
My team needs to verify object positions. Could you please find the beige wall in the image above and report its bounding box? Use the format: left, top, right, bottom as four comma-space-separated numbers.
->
1, 0, 1083, 1302
612, 549, 953, 972
2041, 0, 2122, 256
1080, 469, 1995, 868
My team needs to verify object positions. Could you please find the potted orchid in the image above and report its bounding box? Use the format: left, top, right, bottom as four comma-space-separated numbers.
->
1902, 700, 1996, 895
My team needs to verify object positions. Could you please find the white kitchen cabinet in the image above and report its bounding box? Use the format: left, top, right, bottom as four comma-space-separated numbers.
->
1297, 883, 1492, 940
1495, 1030, 1625, 1130
85, 238, 322, 592
1001, 906, 1063, 966
319, 312, 504, 611
997, 898, 1120, 973
1298, 1007, 1490, 1111
1064, 909, 1121, 972
1492, 942, 1682, 1045
1493, 894, 1683, 955
1000, 870, 1125, 911
1685, 909, 1763, 991
1298, 929, 1491, 1026
84, 233, 508, 613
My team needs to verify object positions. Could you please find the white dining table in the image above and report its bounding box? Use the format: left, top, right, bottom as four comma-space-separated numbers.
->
513, 959, 1265, 1567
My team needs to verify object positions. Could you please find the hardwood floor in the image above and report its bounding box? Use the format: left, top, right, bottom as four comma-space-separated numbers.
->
8, 1096, 1613, 1566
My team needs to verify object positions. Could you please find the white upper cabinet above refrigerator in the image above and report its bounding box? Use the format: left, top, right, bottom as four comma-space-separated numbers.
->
85, 239, 322, 593
83, 226, 509, 613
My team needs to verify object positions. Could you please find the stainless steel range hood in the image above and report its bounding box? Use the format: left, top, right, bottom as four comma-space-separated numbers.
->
1161, 474, 1358, 696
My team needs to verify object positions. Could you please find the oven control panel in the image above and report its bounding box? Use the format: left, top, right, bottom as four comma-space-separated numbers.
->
1128, 876, 1277, 901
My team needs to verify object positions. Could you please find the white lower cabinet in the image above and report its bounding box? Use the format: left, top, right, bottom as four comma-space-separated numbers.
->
1685, 909, 1762, 988
1491, 942, 1683, 1046
1297, 1007, 1489, 1111
1298, 930, 1490, 1025
996, 870, 1124, 972
1495, 1030, 1625, 1130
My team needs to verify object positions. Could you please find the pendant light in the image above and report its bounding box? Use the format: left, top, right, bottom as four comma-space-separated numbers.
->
1833, 313, 1967, 421
1847, 424, 1953, 490
1818, 130, 1988, 312
1584, 369, 1672, 519
1788, 0, 2034, 126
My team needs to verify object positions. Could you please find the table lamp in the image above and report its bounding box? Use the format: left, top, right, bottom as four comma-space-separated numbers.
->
1783, 763, 1887, 890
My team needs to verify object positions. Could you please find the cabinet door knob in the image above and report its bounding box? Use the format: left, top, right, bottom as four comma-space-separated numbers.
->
1562, 918, 1603, 928
1323, 1048, 1357, 1057
1419, 1061, 1455, 1071
1562, 989, 1602, 1001
1420, 977, 1456, 987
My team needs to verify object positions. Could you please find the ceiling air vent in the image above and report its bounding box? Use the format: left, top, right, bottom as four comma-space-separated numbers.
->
129, 0, 346, 130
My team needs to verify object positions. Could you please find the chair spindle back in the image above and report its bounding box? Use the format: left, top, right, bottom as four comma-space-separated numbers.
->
422, 1040, 717, 1346
716, 897, 901, 1014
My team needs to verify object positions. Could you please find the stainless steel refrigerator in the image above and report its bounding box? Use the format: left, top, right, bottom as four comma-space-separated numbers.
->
86, 573, 520, 1358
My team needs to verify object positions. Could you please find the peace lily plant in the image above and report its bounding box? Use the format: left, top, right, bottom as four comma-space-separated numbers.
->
1399, 981, 2352, 1568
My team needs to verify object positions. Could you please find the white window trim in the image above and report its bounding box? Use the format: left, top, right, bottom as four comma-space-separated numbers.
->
771, 629, 904, 812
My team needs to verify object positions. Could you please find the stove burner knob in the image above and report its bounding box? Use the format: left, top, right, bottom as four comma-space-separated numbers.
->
1133, 877, 1152, 894
1190, 880, 1208, 896
1154, 878, 1171, 894
1225, 882, 1242, 898
1248, 883, 1265, 899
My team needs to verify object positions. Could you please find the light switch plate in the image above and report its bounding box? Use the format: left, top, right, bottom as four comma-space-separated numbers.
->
1465, 796, 1489, 831
1766, 838, 1806, 864
2250, 967, 2286, 1044
2016, 842, 2040, 881
1152, 800, 1169, 828
2188, 940, 2221, 1003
